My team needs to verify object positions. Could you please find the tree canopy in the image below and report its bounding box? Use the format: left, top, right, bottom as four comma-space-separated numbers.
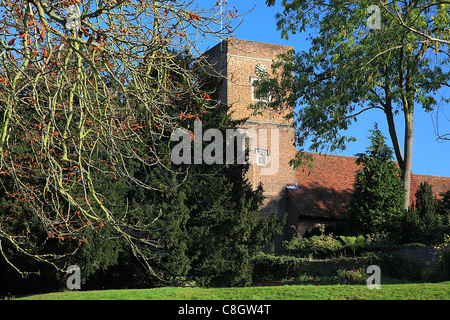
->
264, 0, 450, 207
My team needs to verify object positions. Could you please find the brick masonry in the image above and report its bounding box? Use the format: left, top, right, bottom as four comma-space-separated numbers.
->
204, 39, 297, 253
204, 39, 297, 217
204, 38, 294, 124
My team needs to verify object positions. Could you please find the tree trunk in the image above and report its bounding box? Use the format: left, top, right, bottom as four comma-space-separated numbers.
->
403, 108, 414, 210
383, 93, 411, 210
384, 98, 404, 170
401, 49, 415, 211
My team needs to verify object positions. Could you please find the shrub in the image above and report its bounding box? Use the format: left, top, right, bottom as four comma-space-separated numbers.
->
251, 253, 310, 283
251, 252, 369, 284
362, 251, 424, 281
439, 190, 450, 219
436, 234, 450, 278
363, 232, 393, 250
401, 206, 425, 243
334, 268, 366, 285
284, 228, 394, 259
340, 235, 366, 257
415, 182, 439, 223
283, 226, 344, 259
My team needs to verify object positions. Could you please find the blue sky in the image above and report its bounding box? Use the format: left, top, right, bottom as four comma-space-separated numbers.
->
197, 0, 450, 177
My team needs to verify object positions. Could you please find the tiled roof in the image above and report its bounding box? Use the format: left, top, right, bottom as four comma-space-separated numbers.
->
287, 153, 450, 219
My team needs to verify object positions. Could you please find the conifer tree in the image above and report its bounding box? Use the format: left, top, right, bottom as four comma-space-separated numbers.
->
402, 182, 449, 243
414, 182, 439, 225
348, 127, 405, 235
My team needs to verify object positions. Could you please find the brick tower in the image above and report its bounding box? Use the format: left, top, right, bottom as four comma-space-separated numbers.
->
204, 39, 296, 223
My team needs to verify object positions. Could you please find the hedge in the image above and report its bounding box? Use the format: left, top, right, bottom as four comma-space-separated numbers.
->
251, 251, 428, 284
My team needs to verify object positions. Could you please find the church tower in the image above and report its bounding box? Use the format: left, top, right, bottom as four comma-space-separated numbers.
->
204, 39, 296, 219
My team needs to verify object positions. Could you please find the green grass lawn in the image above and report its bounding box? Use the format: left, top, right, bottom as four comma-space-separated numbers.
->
15, 281, 450, 300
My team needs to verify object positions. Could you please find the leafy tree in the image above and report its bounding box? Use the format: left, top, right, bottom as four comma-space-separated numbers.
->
0, 0, 240, 277
264, 0, 450, 208
381, 1, 450, 50
348, 128, 405, 235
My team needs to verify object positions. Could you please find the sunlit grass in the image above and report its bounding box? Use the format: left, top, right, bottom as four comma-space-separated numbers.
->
16, 281, 450, 300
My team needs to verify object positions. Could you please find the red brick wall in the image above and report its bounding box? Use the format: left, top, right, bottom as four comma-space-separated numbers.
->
241, 122, 296, 197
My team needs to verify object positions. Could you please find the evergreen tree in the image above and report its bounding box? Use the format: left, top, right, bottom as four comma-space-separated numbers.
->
402, 206, 425, 243
117, 89, 284, 287
402, 182, 449, 244
1, 51, 284, 293
439, 190, 450, 219
79, 57, 284, 288
415, 182, 439, 225
348, 127, 405, 235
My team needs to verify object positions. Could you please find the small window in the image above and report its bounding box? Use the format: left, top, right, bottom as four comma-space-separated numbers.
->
250, 77, 270, 102
255, 148, 269, 166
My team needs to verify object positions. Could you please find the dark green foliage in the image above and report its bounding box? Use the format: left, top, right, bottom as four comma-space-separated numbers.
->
334, 268, 366, 285
80, 71, 285, 288
185, 174, 282, 287
283, 226, 394, 260
348, 128, 406, 235
363, 252, 425, 282
439, 190, 450, 219
415, 182, 439, 224
401, 206, 425, 243
1, 53, 284, 294
252, 250, 431, 285
438, 235, 450, 278
401, 183, 449, 244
